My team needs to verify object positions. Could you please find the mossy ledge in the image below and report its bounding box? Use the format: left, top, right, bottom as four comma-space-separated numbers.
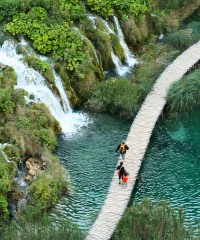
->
0, 64, 67, 223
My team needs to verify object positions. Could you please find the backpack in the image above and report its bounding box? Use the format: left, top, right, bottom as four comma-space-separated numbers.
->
120, 143, 125, 154
124, 169, 129, 176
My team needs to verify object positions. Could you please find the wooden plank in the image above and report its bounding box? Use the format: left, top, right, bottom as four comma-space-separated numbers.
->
85, 41, 200, 240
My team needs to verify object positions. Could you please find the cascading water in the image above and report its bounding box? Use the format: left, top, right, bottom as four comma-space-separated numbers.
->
88, 14, 137, 76
102, 19, 130, 76
0, 143, 12, 163
0, 40, 89, 135
0, 143, 26, 186
51, 67, 71, 112
113, 15, 137, 67
87, 14, 97, 29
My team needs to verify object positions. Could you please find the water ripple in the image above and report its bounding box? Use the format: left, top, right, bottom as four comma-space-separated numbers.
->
53, 113, 131, 230
132, 110, 200, 230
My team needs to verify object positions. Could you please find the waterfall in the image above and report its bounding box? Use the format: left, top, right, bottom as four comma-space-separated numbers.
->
0, 40, 89, 135
74, 26, 99, 64
0, 143, 12, 163
88, 14, 137, 76
102, 19, 114, 34
86, 39, 100, 64
110, 50, 129, 76
87, 14, 97, 29
113, 15, 137, 67
51, 67, 72, 112
101, 18, 131, 76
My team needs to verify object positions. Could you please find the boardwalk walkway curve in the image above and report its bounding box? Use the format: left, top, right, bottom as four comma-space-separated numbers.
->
86, 40, 200, 240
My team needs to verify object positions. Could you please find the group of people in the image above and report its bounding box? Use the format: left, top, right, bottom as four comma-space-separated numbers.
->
115, 140, 129, 185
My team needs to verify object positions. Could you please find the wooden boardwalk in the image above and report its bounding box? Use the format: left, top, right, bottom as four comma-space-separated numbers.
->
85, 40, 200, 240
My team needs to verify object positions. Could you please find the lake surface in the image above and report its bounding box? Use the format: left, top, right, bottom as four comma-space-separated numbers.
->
54, 108, 200, 231
53, 112, 131, 231
132, 109, 200, 228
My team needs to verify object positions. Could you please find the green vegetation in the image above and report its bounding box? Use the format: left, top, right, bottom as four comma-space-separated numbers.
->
0, 208, 84, 240
23, 55, 55, 85
163, 9, 200, 113
5, 7, 85, 70
159, 0, 197, 10
88, 78, 139, 118
0, 0, 21, 21
112, 198, 195, 240
0, 64, 66, 222
88, 41, 181, 119
86, 0, 148, 19
0, 152, 16, 221
166, 68, 200, 113
166, 29, 199, 50
0, 0, 199, 232
28, 154, 68, 211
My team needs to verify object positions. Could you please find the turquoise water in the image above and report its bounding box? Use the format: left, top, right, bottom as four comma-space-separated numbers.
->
54, 109, 200, 231
132, 109, 200, 228
53, 112, 131, 230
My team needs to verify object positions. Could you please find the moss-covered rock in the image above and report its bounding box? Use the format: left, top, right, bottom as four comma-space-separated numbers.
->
84, 17, 114, 70
3, 144, 21, 163
120, 15, 149, 50
111, 34, 125, 62
0, 64, 17, 88
16, 45, 28, 55
54, 62, 80, 108
70, 56, 104, 103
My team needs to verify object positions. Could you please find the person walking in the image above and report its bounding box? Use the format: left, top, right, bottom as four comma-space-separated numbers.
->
116, 140, 129, 161
116, 161, 125, 185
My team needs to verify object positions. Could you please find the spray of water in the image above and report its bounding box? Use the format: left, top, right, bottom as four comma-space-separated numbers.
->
88, 14, 137, 76
0, 40, 89, 136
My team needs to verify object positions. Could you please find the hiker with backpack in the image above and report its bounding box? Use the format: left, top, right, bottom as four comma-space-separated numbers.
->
116, 139, 129, 161
116, 161, 129, 185
116, 161, 125, 185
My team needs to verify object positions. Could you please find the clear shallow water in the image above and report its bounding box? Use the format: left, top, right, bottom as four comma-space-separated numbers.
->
132, 109, 200, 228
53, 113, 131, 230
53, 109, 200, 232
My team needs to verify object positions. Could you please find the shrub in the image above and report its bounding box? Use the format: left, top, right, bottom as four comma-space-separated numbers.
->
112, 198, 195, 240
113, 0, 148, 17
159, 0, 197, 10
88, 78, 139, 118
166, 69, 200, 112
35, 128, 57, 149
57, 0, 86, 22
28, 174, 59, 210
0, 89, 15, 115
12, 89, 27, 107
0, 208, 84, 240
5, 7, 86, 70
0, 0, 21, 21
0, 153, 16, 222
166, 29, 199, 50
28, 169, 67, 211
186, 21, 200, 34
0, 65, 17, 89
86, 0, 148, 19
0, 195, 9, 222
